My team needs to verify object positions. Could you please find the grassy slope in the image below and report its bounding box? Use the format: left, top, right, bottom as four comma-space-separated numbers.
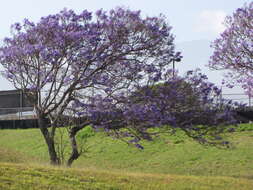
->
1, 125, 253, 189
1, 126, 253, 177
1, 162, 253, 190
74, 130, 253, 178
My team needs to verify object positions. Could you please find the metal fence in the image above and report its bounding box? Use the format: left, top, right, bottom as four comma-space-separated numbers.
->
0, 89, 36, 121
219, 85, 252, 106
0, 107, 36, 121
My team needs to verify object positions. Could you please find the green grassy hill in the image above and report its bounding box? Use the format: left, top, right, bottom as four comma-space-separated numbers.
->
1, 125, 253, 189
1, 162, 253, 190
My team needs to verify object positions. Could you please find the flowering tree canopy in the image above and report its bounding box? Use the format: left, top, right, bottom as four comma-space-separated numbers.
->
74, 70, 238, 149
0, 8, 180, 165
209, 2, 253, 93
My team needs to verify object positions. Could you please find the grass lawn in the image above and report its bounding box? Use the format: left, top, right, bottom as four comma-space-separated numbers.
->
0, 124, 253, 189
0, 162, 253, 190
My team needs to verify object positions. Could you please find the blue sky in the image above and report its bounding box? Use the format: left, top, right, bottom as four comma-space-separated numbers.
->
0, 0, 250, 42
0, 0, 251, 90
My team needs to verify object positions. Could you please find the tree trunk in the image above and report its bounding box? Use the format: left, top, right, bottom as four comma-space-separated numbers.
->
67, 128, 80, 167
38, 116, 60, 165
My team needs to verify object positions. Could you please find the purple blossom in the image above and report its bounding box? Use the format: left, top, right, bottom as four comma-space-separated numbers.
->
209, 2, 253, 96
77, 69, 240, 148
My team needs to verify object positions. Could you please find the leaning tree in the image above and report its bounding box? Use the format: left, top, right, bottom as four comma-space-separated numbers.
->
209, 2, 253, 94
0, 8, 180, 165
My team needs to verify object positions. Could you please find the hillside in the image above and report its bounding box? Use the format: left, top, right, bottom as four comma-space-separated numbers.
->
1, 126, 253, 176
1, 162, 253, 190
1, 126, 253, 189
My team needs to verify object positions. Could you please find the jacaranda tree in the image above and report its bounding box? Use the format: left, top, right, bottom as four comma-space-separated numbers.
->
75, 70, 238, 150
209, 2, 253, 94
0, 8, 180, 165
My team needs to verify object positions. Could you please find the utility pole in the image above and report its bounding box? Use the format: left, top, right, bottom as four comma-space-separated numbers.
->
249, 86, 251, 107
172, 56, 181, 78
172, 59, 175, 78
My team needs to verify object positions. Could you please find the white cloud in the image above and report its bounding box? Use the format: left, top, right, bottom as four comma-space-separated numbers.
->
195, 10, 226, 35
